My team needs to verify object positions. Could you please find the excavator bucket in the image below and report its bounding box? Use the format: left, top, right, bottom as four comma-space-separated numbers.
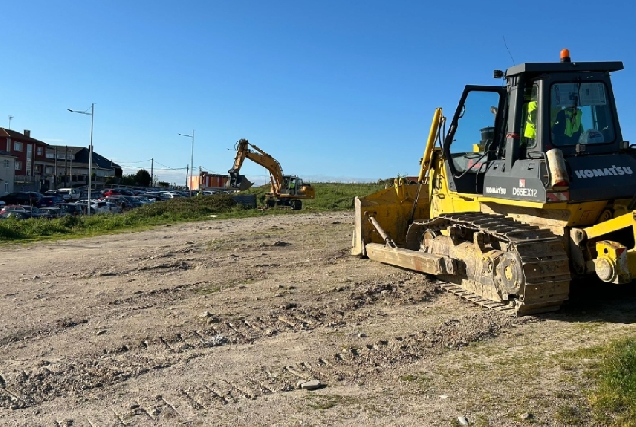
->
227, 173, 253, 191
351, 181, 430, 256
237, 177, 253, 191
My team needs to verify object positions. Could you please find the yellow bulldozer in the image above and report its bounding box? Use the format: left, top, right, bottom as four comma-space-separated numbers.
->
352, 49, 636, 315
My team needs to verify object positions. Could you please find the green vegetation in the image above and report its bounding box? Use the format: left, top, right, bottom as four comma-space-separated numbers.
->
305, 394, 361, 410
0, 194, 239, 242
588, 337, 636, 426
0, 182, 387, 242
398, 372, 432, 390
552, 336, 636, 425
119, 169, 152, 187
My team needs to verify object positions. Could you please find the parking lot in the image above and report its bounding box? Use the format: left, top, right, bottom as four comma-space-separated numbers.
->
0, 187, 235, 218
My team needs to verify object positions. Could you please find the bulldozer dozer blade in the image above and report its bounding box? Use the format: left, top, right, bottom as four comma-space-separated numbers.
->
365, 243, 455, 275
352, 183, 430, 256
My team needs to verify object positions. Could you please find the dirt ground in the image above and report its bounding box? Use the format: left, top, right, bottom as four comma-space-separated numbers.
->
1, 211, 635, 426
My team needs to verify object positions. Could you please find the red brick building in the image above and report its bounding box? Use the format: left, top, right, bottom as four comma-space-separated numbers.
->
189, 171, 229, 191
0, 128, 49, 191
0, 128, 122, 192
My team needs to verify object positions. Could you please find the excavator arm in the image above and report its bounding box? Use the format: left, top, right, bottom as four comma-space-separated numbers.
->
228, 139, 285, 194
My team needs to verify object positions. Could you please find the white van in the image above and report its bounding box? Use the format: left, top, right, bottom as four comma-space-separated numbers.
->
58, 188, 81, 201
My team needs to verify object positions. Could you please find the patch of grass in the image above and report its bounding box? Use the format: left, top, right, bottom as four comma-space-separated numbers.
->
305, 394, 360, 410
588, 337, 636, 425
555, 404, 583, 425
575, 321, 606, 334
206, 238, 230, 251
193, 286, 222, 295
399, 372, 432, 390
0, 195, 238, 242
471, 414, 492, 427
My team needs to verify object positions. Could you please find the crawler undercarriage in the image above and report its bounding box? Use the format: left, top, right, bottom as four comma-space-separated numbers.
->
408, 213, 570, 314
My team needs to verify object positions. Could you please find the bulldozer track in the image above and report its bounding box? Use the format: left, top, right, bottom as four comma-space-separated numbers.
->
408, 212, 571, 315
438, 283, 516, 313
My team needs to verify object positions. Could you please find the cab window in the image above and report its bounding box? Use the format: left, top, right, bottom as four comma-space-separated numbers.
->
550, 82, 615, 146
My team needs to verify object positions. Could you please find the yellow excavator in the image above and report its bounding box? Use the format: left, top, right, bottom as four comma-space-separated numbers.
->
352, 49, 636, 315
228, 138, 315, 210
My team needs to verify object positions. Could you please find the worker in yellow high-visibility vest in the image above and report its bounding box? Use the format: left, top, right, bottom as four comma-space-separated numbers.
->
552, 106, 583, 144
523, 100, 538, 140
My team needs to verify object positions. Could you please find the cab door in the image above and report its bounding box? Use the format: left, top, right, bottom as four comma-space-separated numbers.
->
443, 86, 506, 194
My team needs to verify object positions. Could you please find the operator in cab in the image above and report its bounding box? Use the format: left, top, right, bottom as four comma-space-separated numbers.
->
552, 106, 583, 145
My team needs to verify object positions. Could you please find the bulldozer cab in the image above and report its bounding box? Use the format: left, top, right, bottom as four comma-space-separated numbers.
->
441, 51, 633, 204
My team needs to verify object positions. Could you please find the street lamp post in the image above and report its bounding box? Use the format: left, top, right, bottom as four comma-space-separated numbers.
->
179, 130, 195, 196
68, 103, 94, 215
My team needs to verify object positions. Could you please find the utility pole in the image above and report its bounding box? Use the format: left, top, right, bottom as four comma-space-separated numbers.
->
54, 146, 57, 185
150, 158, 154, 186
185, 164, 189, 190
64, 146, 68, 186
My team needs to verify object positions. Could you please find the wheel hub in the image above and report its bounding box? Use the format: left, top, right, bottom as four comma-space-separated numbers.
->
494, 251, 524, 297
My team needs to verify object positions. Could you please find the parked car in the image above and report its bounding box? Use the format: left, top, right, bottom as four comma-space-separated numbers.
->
121, 195, 143, 208
40, 195, 65, 207
0, 205, 28, 215
58, 188, 81, 201
143, 192, 167, 201
58, 203, 82, 216
160, 191, 183, 199
40, 207, 63, 218
0, 192, 43, 206
132, 195, 153, 204
104, 195, 135, 210
21, 206, 53, 219
0, 211, 30, 220
102, 188, 123, 197
0, 205, 51, 219
103, 188, 134, 197
77, 200, 121, 214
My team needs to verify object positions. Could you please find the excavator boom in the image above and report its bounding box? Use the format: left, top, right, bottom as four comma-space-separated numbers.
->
229, 139, 284, 193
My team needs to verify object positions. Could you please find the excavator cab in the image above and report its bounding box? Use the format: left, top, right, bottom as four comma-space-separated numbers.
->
353, 50, 636, 315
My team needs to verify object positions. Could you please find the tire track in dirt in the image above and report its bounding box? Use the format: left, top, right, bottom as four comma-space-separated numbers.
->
0, 271, 529, 415
79, 311, 528, 425
0, 274, 425, 409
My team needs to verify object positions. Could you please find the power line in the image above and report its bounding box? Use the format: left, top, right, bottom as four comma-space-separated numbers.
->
116, 159, 152, 165
154, 160, 187, 170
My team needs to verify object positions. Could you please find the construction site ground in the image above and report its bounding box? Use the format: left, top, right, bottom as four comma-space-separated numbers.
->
1, 211, 635, 426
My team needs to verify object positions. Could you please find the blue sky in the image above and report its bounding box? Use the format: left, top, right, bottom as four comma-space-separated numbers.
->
2, 0, 634, 186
